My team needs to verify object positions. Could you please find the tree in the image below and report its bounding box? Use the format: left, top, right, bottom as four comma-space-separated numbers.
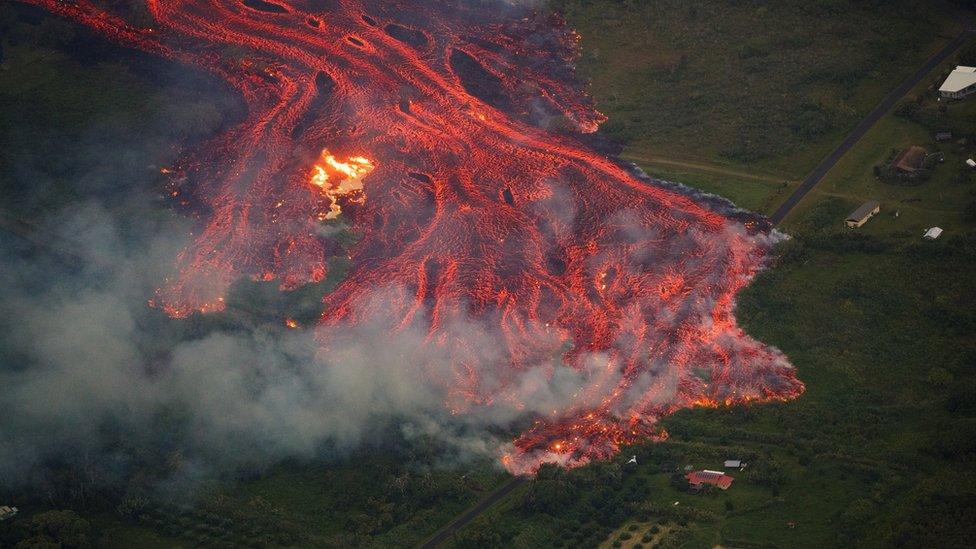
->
669, 473, 690, 492
15, 537, 61, 549
453, 517, 502, 549
17, 511, 91, 549
927, 367, 954, 388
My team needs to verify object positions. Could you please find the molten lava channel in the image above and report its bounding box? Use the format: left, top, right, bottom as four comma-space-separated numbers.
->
28, 0, 804, 473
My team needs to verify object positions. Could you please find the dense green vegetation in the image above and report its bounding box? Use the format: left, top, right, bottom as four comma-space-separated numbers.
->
2, 453, 507, 548
554, 0, 962, 208
90, 455, 505, 548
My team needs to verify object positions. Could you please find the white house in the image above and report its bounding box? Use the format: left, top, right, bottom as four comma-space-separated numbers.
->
923, 227, 943, 240
939, 66, 976, 99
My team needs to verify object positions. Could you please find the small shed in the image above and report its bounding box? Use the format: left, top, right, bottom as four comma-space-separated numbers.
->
846, 200, 881, 228
724, 459, 745, 469
967, 159, 976, 169
923, 227, 943, 240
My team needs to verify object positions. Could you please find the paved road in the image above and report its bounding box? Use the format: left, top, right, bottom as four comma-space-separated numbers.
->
769, 28, 974, 225
419, 476, 528, 548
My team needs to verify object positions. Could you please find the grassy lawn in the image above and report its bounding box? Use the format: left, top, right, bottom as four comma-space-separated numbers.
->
555, 0, 965, 211
782, 40, 976, 233
621, 154, 793, 214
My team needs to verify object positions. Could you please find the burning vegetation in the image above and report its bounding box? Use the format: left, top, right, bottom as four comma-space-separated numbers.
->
25, 0, 803, 473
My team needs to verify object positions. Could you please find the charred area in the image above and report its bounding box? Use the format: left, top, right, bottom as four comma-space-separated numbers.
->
450, 48, 512, 112
384, 23, 428, 50
242, 0, 289, 14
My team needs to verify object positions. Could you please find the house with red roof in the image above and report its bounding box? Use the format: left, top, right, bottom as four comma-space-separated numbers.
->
686, 470, 734, 490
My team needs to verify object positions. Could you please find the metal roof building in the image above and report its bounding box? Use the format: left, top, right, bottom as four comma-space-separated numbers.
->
940, 66, 976, 99
686, 470, 734, 490
846, 200, 880, 228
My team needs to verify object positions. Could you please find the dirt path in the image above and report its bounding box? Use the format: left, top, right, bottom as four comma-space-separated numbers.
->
620, 153, 789, 184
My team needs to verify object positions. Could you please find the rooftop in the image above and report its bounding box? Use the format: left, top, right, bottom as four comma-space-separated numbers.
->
847, 200, 880, 222
686, 470, 734, 490
940, 66, 976, 93
893, 146, 927, 172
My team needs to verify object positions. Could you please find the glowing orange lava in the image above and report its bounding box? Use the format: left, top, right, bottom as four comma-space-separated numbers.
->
25, 0, 804, 474
309, 149, 374, 220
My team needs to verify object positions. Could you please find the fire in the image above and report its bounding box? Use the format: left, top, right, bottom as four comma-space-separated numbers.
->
309, 149, 375, 220
32, 0, 804, 475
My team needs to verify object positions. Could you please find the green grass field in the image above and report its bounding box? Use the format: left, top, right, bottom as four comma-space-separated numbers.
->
556, 0, 965, 211
781, 47, 976, 233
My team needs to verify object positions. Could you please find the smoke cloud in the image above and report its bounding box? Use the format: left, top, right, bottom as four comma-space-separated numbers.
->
0, 199, 611, 490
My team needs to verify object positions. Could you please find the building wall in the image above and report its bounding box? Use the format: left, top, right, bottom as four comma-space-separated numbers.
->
846, 206, 880, 228
942, 84, 976, 99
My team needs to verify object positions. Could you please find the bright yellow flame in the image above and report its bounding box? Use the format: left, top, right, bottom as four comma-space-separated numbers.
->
309, 149, 375, 219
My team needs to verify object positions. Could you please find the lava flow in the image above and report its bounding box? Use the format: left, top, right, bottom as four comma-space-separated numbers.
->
26, 0, 804, 473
